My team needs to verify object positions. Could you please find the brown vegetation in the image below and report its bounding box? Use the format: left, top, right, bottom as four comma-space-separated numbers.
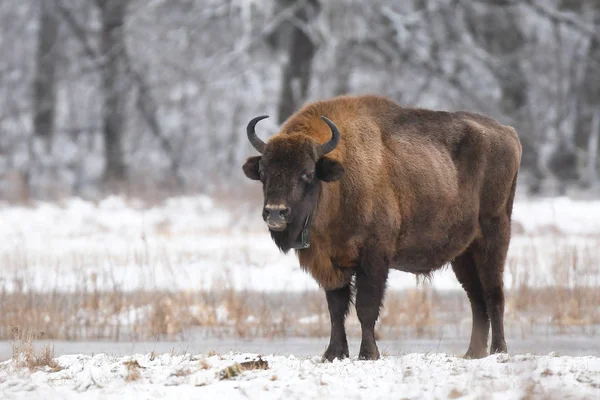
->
123, 359, 143, 382
1, 278, 598, 344
1, 231, 598, 346
11, 328, 62, 372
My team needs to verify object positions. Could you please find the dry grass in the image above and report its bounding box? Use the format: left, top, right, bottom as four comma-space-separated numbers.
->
505, 234, 600, 336
123, 359, 143, 382
239, 356, 269, 371
447, 389, 464, 399
219, 364, 243, 380
381, 284, 437, 338
1, 286, 599, 343
1, 232, 599, 342
218, 357, 269, 381
11, 328, 62, 372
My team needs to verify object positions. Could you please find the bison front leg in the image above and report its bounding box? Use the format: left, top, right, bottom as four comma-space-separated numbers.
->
355, 254, 389, 360
323, 285, 352, 361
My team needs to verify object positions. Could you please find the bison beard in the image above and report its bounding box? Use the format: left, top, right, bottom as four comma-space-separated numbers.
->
242, 95, 522, 361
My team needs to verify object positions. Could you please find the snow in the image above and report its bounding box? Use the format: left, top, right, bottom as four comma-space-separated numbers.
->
1, 351, 599, 399
511, 196, 600, 236
0, 195, 598, 397
1, 195, 599, 293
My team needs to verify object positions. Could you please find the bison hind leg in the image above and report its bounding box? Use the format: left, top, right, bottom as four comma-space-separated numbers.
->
471, 214, 510, 355
452, 251, 490, 359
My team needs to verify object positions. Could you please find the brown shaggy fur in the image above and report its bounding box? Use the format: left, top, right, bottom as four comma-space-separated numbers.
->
243, 94, 522, 361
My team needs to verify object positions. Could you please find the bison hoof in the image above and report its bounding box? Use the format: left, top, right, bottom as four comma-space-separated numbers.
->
323, 344, 349, 362
464, 348, 488, 359
490, 342, 508, 355
358, 343, 380, 360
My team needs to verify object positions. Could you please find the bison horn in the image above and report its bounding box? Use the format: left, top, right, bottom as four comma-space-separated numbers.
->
318, 116, 340, 157
247, 115, 269, 154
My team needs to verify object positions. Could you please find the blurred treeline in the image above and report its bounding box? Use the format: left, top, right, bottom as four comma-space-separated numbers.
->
1, 0, 599, 201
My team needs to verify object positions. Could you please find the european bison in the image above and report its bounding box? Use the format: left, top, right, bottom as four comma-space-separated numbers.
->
242, 95, 522, 361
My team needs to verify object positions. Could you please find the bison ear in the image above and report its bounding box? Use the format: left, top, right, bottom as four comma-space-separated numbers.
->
316, 157, 345, 182
242, 156, 262, 180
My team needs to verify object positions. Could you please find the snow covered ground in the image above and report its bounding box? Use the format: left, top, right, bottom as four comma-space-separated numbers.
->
0, 196, 599, 398
1, 351, 599, 399
1, 195, 599, 293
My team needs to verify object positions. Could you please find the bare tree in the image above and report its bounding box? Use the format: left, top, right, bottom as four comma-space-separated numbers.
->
98, 0, 129, 186
573, 3, 600, 187
32, 0, 59, 149
463, 2, 539, 180
3, 0, 600, 198
271, 0, 321, 124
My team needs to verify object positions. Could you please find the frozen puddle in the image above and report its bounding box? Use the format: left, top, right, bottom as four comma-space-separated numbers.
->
1, 352, 599, 399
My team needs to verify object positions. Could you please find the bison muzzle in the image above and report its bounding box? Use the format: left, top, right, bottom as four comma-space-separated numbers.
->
242, 95, 522, 361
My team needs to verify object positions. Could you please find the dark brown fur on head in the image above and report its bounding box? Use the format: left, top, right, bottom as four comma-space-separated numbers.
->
243, 126, 345, 252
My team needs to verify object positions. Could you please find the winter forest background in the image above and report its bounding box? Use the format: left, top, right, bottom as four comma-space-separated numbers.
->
2, 0, 600, 202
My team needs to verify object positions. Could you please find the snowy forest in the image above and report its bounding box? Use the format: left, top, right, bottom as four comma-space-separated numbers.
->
1, 0, 600, 201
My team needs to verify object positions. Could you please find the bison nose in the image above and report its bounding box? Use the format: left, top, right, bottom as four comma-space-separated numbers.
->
264, 204, 290, 231
264, 204, 290, 220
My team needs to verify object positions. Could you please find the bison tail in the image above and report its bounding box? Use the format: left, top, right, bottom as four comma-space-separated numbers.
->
506, 171, 518, 219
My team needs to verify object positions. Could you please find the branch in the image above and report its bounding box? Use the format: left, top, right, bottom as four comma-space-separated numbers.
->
522, 0, 600, 41
186, 0, 312, 83
52, 0, 99, 60
122, 51, 184, 188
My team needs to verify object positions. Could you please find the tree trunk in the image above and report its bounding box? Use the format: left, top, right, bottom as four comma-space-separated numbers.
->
587, 111, 600, 188
464, 2, 541, 188
33, 0, 59, 149
574, 34, 600, 187
99, 0, 129, 186
276, 0, 320, 124
332, 43, 352, 97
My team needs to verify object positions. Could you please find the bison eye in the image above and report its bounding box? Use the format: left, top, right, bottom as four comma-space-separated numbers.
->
301, 172, 314, 182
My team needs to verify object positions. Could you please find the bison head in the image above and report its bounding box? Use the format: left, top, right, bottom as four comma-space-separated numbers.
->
242, 115, 345, 251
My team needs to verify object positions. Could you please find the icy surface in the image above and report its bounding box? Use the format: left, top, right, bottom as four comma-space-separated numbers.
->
1, 352, 599, 399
